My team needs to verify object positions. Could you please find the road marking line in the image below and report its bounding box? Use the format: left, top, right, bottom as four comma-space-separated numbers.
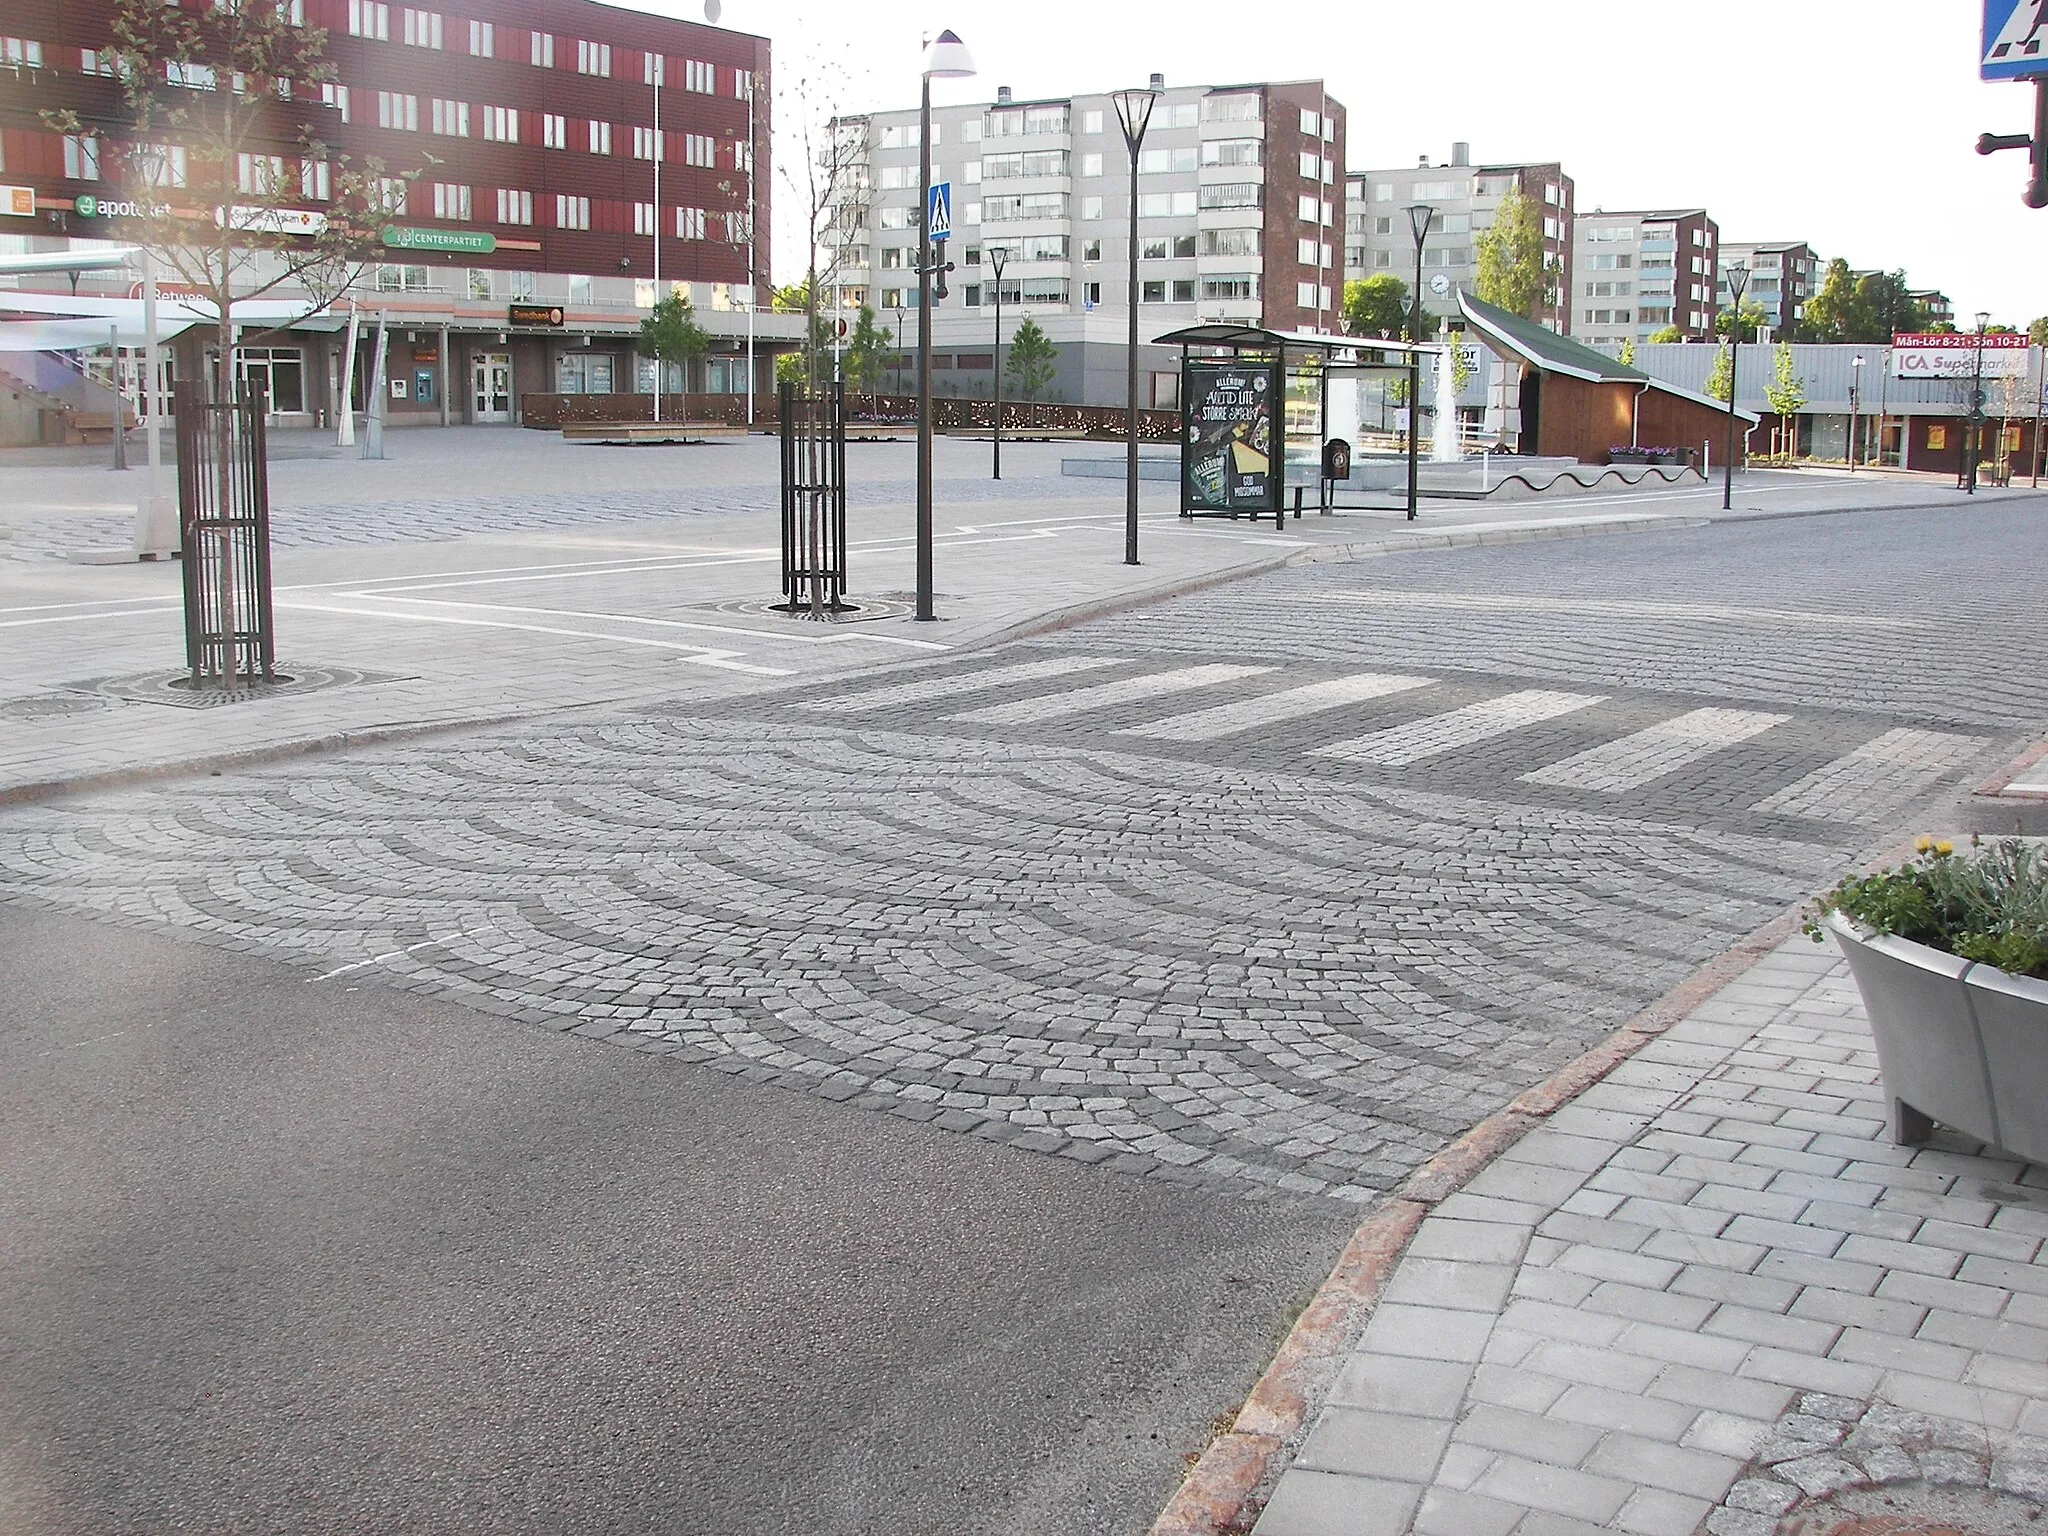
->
1521, 707, 1789, 792
1314, 690, 1606, 766
273, 600, 794, 674
1119, 672, 1436, 742
1290, 590, 1925, 631
1750, 727, 1990, 819
953, 663, 1270, 726
799, 656, 1125, 713
325, 594, 949, 650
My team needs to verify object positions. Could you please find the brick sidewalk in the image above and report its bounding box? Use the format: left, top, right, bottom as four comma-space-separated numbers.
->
1247, 935, 2048, 1536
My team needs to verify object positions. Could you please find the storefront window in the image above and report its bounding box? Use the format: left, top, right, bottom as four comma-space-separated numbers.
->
556, 353, 614, 394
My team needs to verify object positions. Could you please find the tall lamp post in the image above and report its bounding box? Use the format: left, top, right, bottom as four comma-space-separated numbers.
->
1113, 76, 1161, 566
1965, 310, 1991, 495
912, 31, 975, 622
892, 304, 907, 396
1722, 262, 1748, 510
989, 244, 1007, 479
1849, 354, 1863, 470
1404, 203, 1437, 522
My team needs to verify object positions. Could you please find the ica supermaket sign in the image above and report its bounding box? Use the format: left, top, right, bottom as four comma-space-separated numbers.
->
926, 181, 952, 241
1891, 332, 2033, 379
1984, 0, 2048, 80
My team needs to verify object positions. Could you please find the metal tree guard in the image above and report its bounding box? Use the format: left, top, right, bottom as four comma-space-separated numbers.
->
776, 379, 849, 614
175, 382, 275, 688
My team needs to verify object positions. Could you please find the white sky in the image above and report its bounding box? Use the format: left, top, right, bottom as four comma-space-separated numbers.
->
630, 0, 2045, 326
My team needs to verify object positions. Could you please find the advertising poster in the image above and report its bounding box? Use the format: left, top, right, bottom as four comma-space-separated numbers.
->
1891, 332, 2031, 381
1283, 363, 1325, 486
1182, 361, 1278, 514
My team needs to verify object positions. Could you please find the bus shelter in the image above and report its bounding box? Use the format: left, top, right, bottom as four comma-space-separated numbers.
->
1155, 324, 1430, 523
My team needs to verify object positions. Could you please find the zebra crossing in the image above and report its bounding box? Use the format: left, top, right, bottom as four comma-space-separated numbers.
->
796, 652, 1994, 820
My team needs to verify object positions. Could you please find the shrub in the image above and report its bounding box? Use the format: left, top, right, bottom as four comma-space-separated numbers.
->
1808, 837, 2048, 979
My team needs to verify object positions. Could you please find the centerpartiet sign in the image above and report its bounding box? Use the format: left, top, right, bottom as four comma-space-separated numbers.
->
381, 225, 496, 254
1181, 360, 1279, 515
1891, 332, 2032, 380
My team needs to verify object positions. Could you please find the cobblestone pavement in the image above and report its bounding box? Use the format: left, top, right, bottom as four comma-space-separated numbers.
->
1, 506, 2034, 1205
1253, 937, 2048, 1536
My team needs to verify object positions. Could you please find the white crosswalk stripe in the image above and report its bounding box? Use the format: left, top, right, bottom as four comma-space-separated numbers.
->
1750, 727, 1990, 820
952, 663, 1271, 726
1117, 672, 1435, 742
1313, 690, 1606, 767
1521, 707, 1788, 792
799, 656, 1125, 713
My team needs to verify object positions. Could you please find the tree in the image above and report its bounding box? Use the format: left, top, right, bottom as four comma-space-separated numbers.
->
638, 291, 709, 394
1443, 327, 1474, 395
1764, 342, 1807, 460
841, 304, 891, 393
1706, 344, 1733, 404
1473, 183, 1546, 321
1004, 316, 1057, 401
1802, 259, 1931, 344
1715, 300, 1771, 344
1647, 326, 1685, 344
1342, 274, 1410, 339
2030, 316, 2048, 348
1617, 336, 1637, 367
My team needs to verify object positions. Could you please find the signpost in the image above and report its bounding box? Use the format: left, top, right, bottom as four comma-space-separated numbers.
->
1980, 1, 2048, 207
925, 181, 952, 242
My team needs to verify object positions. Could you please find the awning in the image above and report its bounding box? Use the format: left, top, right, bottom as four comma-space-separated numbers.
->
0, 317, 202, 350
0, 245, 140, 276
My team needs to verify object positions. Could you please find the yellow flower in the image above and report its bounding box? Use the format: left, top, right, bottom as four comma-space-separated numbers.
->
1933, 841, 1954, 857
1914, 836, 1933, 853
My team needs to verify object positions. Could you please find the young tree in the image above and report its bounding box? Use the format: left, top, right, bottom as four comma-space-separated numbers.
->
1473, 183, 1546, 320
840, 304, 891, 393
1765, 342, 1807, 459
1342, 274, 1410, 339
1004, 316, 1057, 401
779, 68, 869, 397
1443, 326, 1473, 394
1617, 336, 1637, 367
1706, 344, 1733, 404
638, 291, 710, 396
1647, 325, 1685, 344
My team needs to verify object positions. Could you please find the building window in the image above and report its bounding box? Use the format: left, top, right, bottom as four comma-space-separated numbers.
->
1200, 183, 1260, 211
632, 125, 658, 160
430, 98, 467, 136
575, 39, 610, 76
2, 37, 46, 67
137, 143, 187, 187
432, 181, 469, 220
735, 68, 752, 99
643, 51, 663, 85
1080, 196, 1102, 220
401, 8, 441, 48
377, 91, 417, 131
1198, 228, 1257, 257
553, 193, 589, 230
468, 269, 492, 299
237, 152, 284, 194
983, 192, 1068, 222
683, 132, 714, 167
530, 31, 553, 67
984, 149, 1070, 179
986, 105, 1069, 136
1299, 107, 1320, 136
1203, 93, 1259, 122
633, 201, 655, 235
542, 113, 566, 149
496, 187, 532, 224
62, 134, 100, 181
1138, 146, 1196, 174
1203, 139, 1260, 168
301, 159, 329, 199
167, 60, 216, 89
1202, 275, 1257, 300
1171, 279, 1194, 302
320, 81, 349, 121
468, 18, 492, 55
1079, 153, 1102, 177
374, 176, 406, 213
348, 0, 388, 38
1142, 280, 1165, 303
588, 120, 611, 154
684, 58, 712, 92
677, 205, 705, 239
482, 106, 516, 142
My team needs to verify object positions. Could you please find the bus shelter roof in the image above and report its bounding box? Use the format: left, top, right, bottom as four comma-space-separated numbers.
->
1152, 323, 1431, 356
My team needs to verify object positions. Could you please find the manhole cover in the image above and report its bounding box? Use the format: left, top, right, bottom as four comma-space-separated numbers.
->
68, 663, 412, 709
1784, 1484, 2046, 1536
708, 596, 917, 625
0, 693, 114, 720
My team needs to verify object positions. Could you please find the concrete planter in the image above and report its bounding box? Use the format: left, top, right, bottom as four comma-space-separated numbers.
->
1828, 911, 2048, 1162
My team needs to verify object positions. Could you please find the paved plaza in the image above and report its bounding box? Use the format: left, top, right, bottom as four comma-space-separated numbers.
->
2, 430, 2045, 1533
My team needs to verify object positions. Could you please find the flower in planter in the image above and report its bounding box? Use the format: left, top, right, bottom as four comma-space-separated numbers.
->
1807, 835, 2048, 980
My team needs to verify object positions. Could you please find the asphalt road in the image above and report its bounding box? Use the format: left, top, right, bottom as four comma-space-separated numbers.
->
0, 905, 1348, 1536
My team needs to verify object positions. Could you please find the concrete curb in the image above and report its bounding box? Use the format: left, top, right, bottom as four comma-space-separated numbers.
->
1146, 902, 1811, 1536
0, 711, 539, 808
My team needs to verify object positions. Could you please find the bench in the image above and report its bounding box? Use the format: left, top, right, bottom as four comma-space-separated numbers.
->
561, 421, 747, 445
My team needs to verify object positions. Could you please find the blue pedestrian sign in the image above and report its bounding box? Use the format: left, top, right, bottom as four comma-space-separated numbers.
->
926, 181, 952, 240
1985, 0, 2048, 80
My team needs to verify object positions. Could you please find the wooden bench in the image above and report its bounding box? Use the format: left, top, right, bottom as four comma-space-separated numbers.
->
561, 421, 747, 445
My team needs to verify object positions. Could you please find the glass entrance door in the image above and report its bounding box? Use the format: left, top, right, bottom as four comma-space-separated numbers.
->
472, 352, 512, 422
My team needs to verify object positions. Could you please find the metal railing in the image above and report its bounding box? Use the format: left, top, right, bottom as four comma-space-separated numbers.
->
175, 383, 275, 688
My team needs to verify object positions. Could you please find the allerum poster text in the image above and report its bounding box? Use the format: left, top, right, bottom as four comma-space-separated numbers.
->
1181, 361, 1279, 514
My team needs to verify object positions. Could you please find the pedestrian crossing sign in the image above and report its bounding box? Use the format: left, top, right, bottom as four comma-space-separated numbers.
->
1985, 0, 2048, 80
927, 181, 952, 240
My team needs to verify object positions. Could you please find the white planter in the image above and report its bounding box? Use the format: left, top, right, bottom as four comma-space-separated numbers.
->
1828, 911, 2048, 1163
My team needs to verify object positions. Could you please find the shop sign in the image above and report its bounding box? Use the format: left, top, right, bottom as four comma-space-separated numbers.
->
1181, 360, 1279, 514
381, 225, 496, 254
221, 204, 327, 236
1, 185, 34, 217
508, 302, 566, 329
73, 193, 171, 220
1891, 332, 2031, 380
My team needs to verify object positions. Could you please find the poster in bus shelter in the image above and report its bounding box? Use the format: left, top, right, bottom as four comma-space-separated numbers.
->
1181, 360, 1280, 514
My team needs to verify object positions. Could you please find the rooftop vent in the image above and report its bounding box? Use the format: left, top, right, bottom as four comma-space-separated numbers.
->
995, 85, 1012, 105
1149, 72, 1164, 91
1451, 141, 1470, 166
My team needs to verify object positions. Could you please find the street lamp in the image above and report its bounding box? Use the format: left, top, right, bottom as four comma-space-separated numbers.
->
1404, 202, 1437, 522
988, 243, 1007, 479
1849, 354, 1864, 470
1966, 309, 1991, 495
1722, 262, 1749, 510
1112, 75, 1161, 566
915, 28, 976, 622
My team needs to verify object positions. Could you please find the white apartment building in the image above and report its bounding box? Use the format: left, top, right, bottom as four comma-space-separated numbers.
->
821, 78, 1345, 405
1342, 143, 1574, 334
1573, 209, 1722, 347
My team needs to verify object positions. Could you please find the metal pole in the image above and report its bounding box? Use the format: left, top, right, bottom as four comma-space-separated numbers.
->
337, 301, 359, 447
110, 325, 128, 471
652, 48, 661, 425
746, 71, 756, 428
914, 70, 934, 620
1406, 351, 1419, 520
1723, 334, 1739, 508
1124, 135, 1142, 565
990, 245, 1005, 479
1848, 372, 1859, 470
2033, 345, 2044, 489
1967, 319, 1986, 495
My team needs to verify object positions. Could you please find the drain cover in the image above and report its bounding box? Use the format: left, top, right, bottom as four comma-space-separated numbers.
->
0, 693, 114, 720
707, 596, 917, 624
68, 663, 411, 709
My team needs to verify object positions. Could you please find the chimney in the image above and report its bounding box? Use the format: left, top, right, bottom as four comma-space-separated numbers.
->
995, 85, 1012, 105
1418, 155, 1430, 168
1149, 72, 1165, 92
1451, 141, 1470, 166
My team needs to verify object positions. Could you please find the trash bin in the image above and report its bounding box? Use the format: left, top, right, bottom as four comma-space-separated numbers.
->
1322, 438, 1352, 481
